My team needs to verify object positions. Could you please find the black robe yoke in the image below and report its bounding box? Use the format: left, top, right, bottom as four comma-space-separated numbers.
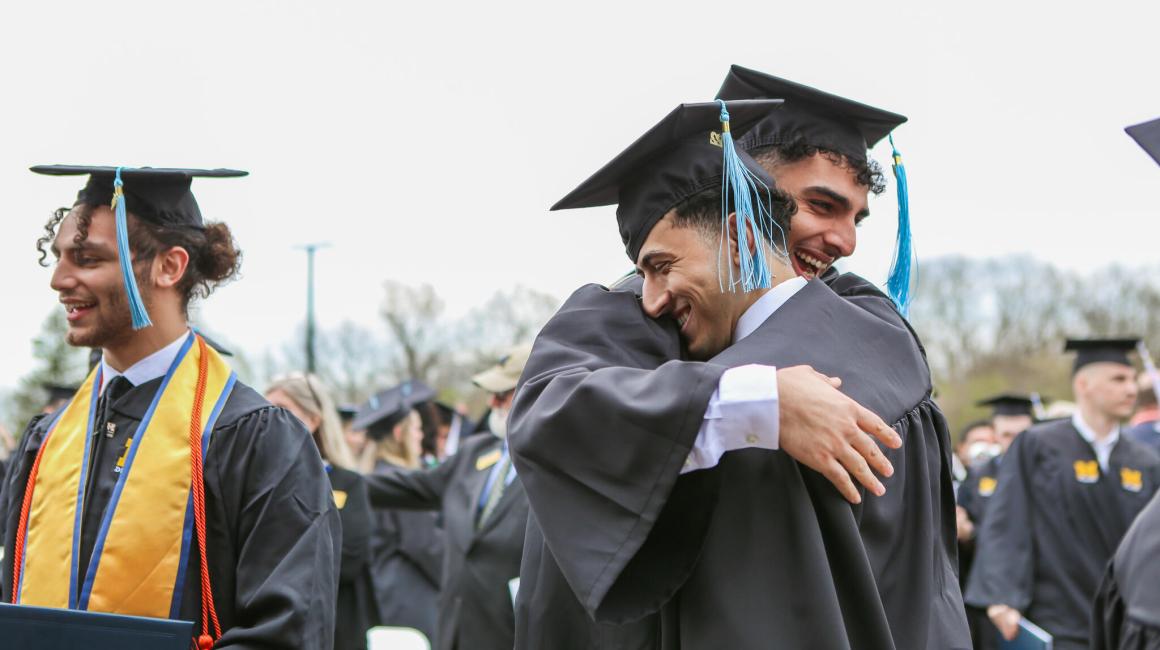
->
510, 276, 969, 650
1092, 490, 1160, 650
965, 420, 1160, 650
0, 378, 343, 650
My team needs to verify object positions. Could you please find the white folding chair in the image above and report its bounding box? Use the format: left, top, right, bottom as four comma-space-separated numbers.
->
366, 626, 431, 650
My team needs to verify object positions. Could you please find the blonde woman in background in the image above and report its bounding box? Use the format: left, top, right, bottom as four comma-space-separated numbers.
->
266, 373, 377, 650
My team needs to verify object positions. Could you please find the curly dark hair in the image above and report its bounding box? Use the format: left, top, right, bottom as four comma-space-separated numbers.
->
670, 183, 796, 249
749, 139, 887, 195
35, 203, 242, 312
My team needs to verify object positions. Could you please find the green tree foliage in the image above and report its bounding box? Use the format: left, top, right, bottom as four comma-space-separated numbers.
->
3, 311, 90, 438
911, 256, 1160, 439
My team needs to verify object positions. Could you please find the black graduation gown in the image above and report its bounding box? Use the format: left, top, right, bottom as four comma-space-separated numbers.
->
329, 466, 376, 650
965, 420, 1160, 650
367, 458, 443, 644
1092, 490, 1160, 650
0, 377, 343, 649
957, 456, 1003, 650
364, 434, 529, 650
510, 275, 970, 650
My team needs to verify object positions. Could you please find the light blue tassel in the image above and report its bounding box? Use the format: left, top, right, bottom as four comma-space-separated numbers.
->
112, 167, 152, 329
885, 135, 915, 316
716, 100, 785, 293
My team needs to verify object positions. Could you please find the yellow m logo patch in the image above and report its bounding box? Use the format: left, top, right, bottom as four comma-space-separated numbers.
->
1074, 460, 1100, 484
1121, 468, 1143, 493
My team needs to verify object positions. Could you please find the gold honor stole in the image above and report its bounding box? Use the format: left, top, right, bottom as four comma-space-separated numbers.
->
14, 334, 236, 619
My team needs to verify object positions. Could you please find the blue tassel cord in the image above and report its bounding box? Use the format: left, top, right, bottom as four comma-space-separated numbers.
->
716, 100, 786, 293
885, 135, 915, 317
112, 167, 152, 329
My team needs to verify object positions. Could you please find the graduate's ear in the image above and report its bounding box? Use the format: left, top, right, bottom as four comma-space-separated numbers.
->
726, 212, 759, 269
152, 245, 190, 291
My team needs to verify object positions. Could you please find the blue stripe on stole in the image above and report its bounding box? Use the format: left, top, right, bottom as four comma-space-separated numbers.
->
78, 335, 195, 610
15, 381, 91, 605
168, 371, 236, 618
69, 368, 103, 609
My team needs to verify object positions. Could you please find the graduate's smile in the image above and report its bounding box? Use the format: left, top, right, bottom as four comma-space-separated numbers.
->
62, 299, 97, 322
790, 247, 834, 279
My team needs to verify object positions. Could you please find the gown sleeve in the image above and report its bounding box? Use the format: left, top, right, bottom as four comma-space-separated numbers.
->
210, 406, 343, 650
508, 283, 725, 617
336, 472, 373, 584
965, 432, 1036, 613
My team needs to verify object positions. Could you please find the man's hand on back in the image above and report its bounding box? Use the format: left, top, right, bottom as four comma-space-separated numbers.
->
775, 365, 902, 504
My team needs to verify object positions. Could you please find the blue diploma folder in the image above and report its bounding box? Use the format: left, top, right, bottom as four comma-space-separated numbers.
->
0, 602, 193, 650
997, 617, 1054, 650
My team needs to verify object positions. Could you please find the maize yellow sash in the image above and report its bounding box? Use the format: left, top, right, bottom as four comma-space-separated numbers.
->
15, 334, 235, 618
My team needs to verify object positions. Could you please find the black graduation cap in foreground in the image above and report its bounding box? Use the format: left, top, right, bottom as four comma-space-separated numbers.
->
31, 165, 248, 331
976, 394, 1036, 418
1065, 338, 1140, 374
715, 65, 907, 163
352, 379, 438, 438
551, 100, 784, 263
1126, 117, 1160, 167
30, 165, 248, 227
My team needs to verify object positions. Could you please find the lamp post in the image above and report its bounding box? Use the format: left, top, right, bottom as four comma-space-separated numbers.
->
297, 242, 330, 373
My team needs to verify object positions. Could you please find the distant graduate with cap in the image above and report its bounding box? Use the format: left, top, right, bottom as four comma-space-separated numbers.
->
354, 380, 444, 644
510, 93, 969, 649
0, 166, 341, 649
965, 339, 1160, 650
1088, 117, 1160, 650
363, 344, 532, 650
957, 393, 1036, 650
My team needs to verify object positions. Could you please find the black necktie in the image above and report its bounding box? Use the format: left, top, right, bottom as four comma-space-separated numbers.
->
98, 376, 133, 436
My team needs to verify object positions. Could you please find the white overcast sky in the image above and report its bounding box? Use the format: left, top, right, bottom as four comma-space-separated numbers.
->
1, 0, 1158, 395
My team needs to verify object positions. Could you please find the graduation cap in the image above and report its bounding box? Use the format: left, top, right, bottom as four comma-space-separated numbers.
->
976, 394, 1036, 418
336, 404, 359, 423
41, 382, 79, 405
552, 99, 786, 292
1065, 338, 1141, 374
1126, 117, 1160, 167
352, 379, 438, 438
31, 165, 248, 330
716, 65, 915, 315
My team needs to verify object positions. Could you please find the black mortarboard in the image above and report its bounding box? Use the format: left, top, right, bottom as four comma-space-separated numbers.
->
336, 405, 359, 423
41, 383, 78, 405
715, 65, 907, 163
30, 165, 248, 228
716, 65, 916, 315
1065, 338, 1140, 374
352, 379, 437, 438
551, 100, 784, 268
976, 394, 1036, 418
1126, 117, 1160, 167
30, 165, 248, 331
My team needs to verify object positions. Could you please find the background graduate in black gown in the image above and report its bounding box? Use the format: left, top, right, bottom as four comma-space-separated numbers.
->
511, 88, 969, 648
966, 339, 1160, 650
1, 166, 341, 649
957, 395, 1036, 650
364, 344, 532, 650
266, 373, 376, 650
354, 381, 444, 645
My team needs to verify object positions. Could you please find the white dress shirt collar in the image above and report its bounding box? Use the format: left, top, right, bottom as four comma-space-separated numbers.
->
100, 330, 192, 394
734, 277, 808, 344
1071, 412, 1120, 471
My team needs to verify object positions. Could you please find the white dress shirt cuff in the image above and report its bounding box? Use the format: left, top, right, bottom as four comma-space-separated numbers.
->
682, 364, 779, 474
